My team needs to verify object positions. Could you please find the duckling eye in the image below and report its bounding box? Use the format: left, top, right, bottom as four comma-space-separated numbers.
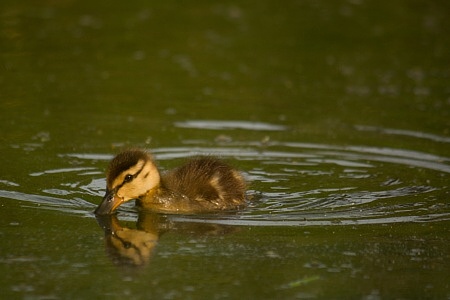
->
124, 174, 133, 183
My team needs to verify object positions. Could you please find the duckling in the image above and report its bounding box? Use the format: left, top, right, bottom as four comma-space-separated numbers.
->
94, 149, 247, 215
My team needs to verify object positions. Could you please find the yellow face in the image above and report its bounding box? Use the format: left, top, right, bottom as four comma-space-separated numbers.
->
110, 159, 159, 201
95, 158, 160, 215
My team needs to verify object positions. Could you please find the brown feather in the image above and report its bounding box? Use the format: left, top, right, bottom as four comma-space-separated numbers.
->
162, 156, 247, 209
106, 149, 152, 188
99, 149, 247, 214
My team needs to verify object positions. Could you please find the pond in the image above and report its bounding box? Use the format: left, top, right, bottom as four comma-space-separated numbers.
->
1, 0, 450, 299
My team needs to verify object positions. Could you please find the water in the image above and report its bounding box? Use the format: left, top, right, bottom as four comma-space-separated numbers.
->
1, 1, 450, 299
2, 132, 449, 298
5, 134, 449, 225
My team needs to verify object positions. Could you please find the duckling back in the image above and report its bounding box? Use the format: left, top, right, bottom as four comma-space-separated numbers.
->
162, 156, 246, 211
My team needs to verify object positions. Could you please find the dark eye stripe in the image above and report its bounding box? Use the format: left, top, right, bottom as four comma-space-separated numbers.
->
131, 164, 146, 179
113, 233, 142, 255
116, 163, 146, 189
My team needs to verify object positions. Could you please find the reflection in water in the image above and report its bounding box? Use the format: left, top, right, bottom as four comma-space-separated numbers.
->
96, 213, 237, 268
96, 214, 159, 267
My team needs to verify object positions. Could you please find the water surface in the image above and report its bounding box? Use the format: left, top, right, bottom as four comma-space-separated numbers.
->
1, 1, 450, 299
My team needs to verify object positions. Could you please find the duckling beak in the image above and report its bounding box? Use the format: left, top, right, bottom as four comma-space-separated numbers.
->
94, 189, 123, 215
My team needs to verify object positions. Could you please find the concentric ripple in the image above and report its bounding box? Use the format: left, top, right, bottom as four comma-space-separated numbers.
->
159, 142, 449, 226
1, 140, 449, 227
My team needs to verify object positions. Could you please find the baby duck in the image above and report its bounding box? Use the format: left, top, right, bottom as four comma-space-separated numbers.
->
94, 149, 247, 215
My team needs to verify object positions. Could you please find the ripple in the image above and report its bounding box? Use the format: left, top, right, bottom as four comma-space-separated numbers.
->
0, 190, 94, 215
30, 167, 97, 177
174, 120, 288, 131
2, 141, 449, 227
0, 180, 20, 187
356, 125, 450, 143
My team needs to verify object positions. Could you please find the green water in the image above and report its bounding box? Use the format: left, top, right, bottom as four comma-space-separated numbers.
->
1, 1, 450, 299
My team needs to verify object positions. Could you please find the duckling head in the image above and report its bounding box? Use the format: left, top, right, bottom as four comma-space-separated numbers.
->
95, 149, 160, 215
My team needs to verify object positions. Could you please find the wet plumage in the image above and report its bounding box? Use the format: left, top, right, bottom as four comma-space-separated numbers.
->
95, 149, 247, 214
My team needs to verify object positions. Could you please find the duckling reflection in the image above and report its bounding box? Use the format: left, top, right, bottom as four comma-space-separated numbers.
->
96, 213, 160, 267
96, 212, 238, 269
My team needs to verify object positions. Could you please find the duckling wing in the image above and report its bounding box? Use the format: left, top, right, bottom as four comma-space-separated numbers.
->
162, 157, 246, 210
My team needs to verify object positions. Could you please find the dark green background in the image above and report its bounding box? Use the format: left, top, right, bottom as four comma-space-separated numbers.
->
1, 0, 449, 298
